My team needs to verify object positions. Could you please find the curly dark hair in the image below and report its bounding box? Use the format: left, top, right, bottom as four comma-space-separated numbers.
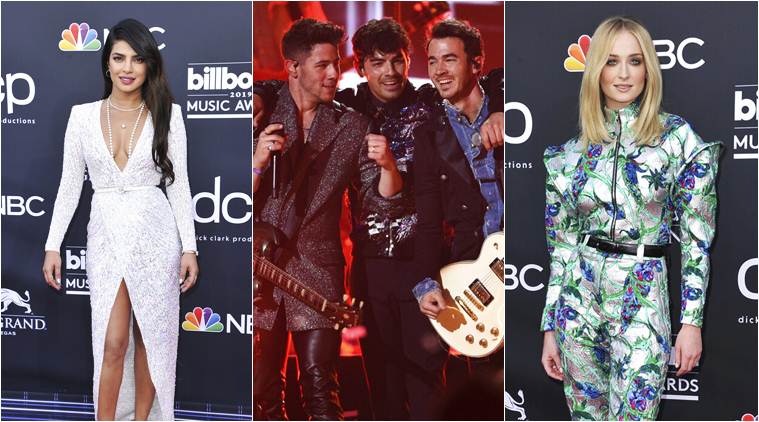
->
352, 18, 410, 70
281, 18, 346, 60
426, 19, 484, 63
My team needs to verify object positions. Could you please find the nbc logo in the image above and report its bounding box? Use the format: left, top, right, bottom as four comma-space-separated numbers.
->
564, 34, 591, 72
59, 23, 102, 52
181, 306, 223, 333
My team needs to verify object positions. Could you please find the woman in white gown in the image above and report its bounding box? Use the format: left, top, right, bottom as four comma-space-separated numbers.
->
41, 19, 199, 421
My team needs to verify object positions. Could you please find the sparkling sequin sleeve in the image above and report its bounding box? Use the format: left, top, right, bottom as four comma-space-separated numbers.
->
165, 104, 198, 253
45, 105, 86, 252
671, 124, 722, 327
354, 116, 403, 218
541, 143, 581, 331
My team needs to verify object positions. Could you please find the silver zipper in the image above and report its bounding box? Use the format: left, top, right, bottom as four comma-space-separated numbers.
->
609, 112, 622, 241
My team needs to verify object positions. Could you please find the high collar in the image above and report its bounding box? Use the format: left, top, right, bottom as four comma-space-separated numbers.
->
604, 100, 640, 125
603, 100, 640, 141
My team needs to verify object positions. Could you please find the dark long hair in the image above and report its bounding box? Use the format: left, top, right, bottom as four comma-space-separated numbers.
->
101, 18, 175, 185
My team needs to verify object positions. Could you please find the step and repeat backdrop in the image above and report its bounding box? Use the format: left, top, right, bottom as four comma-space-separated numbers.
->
1, 2, 252, 420
505, 2, 757, 421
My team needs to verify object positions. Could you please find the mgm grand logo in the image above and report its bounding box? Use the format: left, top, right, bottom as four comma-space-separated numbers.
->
0, 288, 47, 335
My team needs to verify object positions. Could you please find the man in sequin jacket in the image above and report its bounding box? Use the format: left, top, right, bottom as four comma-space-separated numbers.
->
255, 18, 503, 420
252, 19, 403, 420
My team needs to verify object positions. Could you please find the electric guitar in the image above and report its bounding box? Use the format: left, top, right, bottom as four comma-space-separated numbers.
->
253, 222, 363, 330
429, 231, 504, 358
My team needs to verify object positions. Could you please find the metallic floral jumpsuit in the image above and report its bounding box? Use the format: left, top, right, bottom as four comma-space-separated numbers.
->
540, 102, 721, 420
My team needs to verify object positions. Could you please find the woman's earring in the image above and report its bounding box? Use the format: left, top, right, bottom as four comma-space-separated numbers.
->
106, 69, 111, 77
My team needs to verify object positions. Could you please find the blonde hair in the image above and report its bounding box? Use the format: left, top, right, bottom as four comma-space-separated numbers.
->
579, 16, 663, 145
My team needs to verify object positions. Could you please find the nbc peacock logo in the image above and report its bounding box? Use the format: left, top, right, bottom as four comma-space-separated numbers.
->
59, 23, 102, 52
181, 306, 224, 333
563, 34, 591, 72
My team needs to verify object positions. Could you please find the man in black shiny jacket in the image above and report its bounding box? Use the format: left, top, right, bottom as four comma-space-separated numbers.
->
254, 18, 503, 420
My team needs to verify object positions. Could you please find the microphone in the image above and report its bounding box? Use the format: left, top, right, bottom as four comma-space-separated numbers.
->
270, 123, 284, 199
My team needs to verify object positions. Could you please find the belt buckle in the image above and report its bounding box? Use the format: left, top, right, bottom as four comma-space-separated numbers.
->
636, 244, 645, 262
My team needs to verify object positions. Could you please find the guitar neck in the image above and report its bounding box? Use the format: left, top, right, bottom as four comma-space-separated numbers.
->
253, 251, 334, 314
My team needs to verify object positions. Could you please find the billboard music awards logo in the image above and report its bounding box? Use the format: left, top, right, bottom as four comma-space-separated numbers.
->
733, 84, 758, 160
563, 34, 705, 72
63, 246, 89, 296
181, 306, 252, 335
58, 22, 102, 51
186, 62, 252, 119
0, 288, 47, 335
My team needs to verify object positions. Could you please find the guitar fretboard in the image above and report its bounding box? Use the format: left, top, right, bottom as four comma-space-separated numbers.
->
253, 251, 330, 313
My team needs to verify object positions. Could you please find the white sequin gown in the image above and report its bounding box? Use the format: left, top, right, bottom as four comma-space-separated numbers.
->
45, 100, 197, 421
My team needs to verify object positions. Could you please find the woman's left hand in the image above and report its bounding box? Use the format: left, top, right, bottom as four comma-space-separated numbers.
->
673, 323, 702, 376
180, 253, 199, 293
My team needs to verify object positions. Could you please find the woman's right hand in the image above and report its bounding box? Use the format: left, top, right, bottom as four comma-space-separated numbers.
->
253, 123, 286, 172
541, 330, 564, 381
42, 251, 62, 290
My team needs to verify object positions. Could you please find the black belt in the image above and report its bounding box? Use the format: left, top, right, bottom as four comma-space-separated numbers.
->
586, 236, 666, 258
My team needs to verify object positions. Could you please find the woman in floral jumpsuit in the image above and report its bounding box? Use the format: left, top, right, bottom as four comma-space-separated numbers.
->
539, 16, 721, 420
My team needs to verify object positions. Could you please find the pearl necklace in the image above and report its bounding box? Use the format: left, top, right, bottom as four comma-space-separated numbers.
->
107, 97, 144, 112
106, 97, 145, 159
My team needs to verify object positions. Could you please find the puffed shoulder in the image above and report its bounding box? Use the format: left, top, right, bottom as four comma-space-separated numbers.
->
543, 137, 584, 176
659, 113, 722, 172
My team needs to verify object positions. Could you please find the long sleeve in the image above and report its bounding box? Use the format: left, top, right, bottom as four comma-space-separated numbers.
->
352, 114, 402, 214
45, 106, 86, 252
671, 126, 722, 327
541, 145, 581, 331
165, 104, 198, 253
412, 123, 445, 291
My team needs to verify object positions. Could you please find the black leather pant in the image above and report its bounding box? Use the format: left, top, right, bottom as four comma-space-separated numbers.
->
254, 305, 343, 421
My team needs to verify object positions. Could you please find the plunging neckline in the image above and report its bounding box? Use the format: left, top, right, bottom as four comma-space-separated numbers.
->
97, 99, 150, 174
